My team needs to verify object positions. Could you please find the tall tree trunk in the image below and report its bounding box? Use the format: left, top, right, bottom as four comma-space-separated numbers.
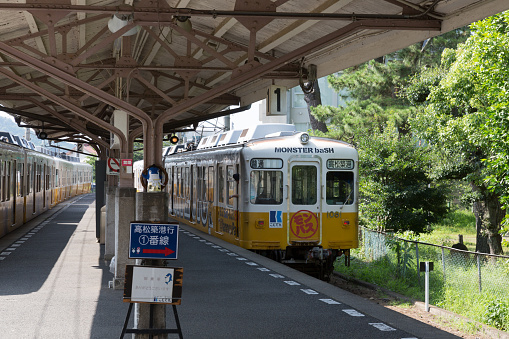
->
303, 79, 328, 133
470, 183, 505, 254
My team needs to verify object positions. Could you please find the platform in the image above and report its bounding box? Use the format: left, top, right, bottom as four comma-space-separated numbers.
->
0, 194, 459, 339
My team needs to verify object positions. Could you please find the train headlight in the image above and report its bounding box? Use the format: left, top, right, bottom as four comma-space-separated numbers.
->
300, 133, 310, 144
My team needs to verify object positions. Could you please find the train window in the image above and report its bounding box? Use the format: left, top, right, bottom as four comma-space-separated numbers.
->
37, 164, 41, 192
16, 162, 23, 197
207, 166, 214, 202
184, 167, 190, 199
250, 158, 283, 169
6, 161, 10, 201
27, 163, 32, 194
218, 166, 224, 203
250, 170, 283, 205
291, 166, 317, 205
197, 166, 206, 201
326, 172, 354, 205
227, 165, 236, 207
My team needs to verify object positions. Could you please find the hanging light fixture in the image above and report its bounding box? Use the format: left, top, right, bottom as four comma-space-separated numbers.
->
108, 14, 139, 36
173, 16, 192, 35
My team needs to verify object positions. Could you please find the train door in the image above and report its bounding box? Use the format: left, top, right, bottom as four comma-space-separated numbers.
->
214, 165, 224, 235
191, 165, 196, 223
227, 165, 239, 240
32, 162, 36, 215
43, 164, 46, 208
288, 160, 321, 244
11, 160, 15, 225
206, 166, 214, 232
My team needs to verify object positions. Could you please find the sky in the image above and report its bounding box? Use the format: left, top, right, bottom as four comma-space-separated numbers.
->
228, 100, 262, 130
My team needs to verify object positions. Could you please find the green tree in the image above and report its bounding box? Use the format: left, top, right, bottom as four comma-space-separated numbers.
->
406, 14, 509, 254
84, 156, 97, 183
310, 30, 468, 234
312, 29, 470, 141
358, 127, 448, 233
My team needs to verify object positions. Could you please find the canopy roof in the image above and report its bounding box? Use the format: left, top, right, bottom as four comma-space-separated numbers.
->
0, 0, 506, 152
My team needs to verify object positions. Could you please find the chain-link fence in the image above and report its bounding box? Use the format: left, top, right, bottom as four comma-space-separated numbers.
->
358, 227, 509, 329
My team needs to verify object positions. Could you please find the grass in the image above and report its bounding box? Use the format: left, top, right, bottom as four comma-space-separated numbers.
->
336, 208, 509, 331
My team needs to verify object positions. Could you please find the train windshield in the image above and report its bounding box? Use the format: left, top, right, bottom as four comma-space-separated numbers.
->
250, 170, 283, 205
326, 171, 354, 205
291, 165, 317, 205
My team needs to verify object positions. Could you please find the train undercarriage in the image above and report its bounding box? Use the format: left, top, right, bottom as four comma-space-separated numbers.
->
255, 247, 351, 281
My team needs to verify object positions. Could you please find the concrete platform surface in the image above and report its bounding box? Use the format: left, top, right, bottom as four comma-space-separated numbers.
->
0, 194, 460, 339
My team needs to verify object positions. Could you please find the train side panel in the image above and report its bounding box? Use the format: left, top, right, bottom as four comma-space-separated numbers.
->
0, 140, 92, 240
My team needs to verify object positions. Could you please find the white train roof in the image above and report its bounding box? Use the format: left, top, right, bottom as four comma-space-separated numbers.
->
197, 124, 297, 150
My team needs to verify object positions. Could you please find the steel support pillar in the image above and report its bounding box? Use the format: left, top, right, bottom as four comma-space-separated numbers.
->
134, 192, 169, 339
104, 186, 117, 262
95, 160, 106, 240
112, 187, 137, 289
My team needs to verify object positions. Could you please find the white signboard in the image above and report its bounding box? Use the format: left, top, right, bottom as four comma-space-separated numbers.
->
131, 266, 175, 303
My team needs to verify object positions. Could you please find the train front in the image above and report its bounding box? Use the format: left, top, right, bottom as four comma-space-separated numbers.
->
242, 132, 359, 280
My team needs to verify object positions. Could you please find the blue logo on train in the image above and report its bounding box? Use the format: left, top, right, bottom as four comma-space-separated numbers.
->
269, 211, 283, 228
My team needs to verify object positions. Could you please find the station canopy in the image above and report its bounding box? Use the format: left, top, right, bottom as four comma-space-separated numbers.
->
0, 0, 507, 151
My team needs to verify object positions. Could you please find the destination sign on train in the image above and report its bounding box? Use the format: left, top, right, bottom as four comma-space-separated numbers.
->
326, 159, 354, 170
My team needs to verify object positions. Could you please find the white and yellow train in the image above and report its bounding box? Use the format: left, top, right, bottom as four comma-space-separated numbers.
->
135, 124, 358, 279
0, 133, 92, 239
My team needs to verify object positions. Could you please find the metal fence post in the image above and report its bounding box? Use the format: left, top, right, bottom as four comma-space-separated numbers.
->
416, 243, 420, 284
441, 248, 446, 283
477, 253, 482, 293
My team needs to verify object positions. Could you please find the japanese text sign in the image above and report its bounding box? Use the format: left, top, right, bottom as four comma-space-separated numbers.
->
129, 222, 179, 259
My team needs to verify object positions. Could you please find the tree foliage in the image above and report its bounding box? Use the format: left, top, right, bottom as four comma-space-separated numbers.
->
406, 13, 509, 254
358, 127, 448, 233
312, 29, 470, 141
310, 30, 469, 234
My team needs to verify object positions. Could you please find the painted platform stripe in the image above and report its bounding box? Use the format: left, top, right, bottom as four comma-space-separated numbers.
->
236, 257, 247, 261
218, 248, 229, 252
369, 323, 396, 331
342, 309, 365, 317
227, 253, 238, 256
319, 299, 341, 305
257, 268, 270, 272
284, 281, 300, 286
7, 248, 16, 251
0, 252, 11, 255
245, 262, 258, 266
300, 289, 318, 295
269, 273, 285, 278
0, 257, 5, 260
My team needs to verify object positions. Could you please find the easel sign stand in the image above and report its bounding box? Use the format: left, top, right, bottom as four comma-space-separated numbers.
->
121, 265, 184, 338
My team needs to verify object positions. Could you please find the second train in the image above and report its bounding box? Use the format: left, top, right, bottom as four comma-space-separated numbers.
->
135, 124, 358, 280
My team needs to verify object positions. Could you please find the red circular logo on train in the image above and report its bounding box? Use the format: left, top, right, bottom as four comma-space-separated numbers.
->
290, 210, 318, 239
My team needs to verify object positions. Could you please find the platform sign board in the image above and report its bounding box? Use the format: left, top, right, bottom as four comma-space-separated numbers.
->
106, 157, 120, 175
129, 222, 179, 259
123, 265, 183, 305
